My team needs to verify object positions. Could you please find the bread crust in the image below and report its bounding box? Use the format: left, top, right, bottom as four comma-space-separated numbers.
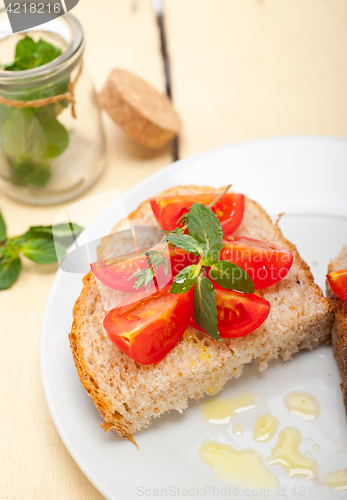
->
70, 185, 334, 442
327, 247, 347, 413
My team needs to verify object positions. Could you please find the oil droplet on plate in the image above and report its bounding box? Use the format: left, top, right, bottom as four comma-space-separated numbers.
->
200, 441, 280, 491
325, 470, 347, 490
267, 427, 318, 477
201, 391, 259, 424
304, 451, 312, 457
232, 424, 244, 436
253, 412, 279, 442
312, 443, 320, 451
284, 391, 320, 420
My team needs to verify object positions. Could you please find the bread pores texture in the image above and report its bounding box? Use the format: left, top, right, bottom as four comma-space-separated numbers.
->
327, 245, 347, 413
70, 185, 334, 441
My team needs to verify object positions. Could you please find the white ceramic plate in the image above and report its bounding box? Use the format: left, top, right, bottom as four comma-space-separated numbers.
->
41, 137, 347, 500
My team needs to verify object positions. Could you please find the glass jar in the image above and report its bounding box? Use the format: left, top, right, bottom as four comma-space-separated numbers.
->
0, 9, 105, 205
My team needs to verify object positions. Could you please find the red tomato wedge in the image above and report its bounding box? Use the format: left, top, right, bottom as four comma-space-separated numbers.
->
103, 286, 194, 365
220, 236, 294, 290
190, 287, 270, 338
150, 193, 245, 235
91, 245, 198, 292
327, 269, 347, 303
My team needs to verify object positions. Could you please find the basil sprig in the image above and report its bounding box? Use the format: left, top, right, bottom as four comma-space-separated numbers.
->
127, 201, 254, 341
0, 211, 83, 290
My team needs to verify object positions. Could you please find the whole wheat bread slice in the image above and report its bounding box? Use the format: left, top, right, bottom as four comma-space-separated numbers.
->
327, 246, 347, 413
70, 185, 334, 442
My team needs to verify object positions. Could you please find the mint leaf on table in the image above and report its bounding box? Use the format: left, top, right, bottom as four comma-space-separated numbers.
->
193, 275, 220, 341
166, 233, 204, 255
0, 217, 83, 290
24, 223, 83, 245
0, 256, 21, 290
21, 238, 66, 264
186, 203, 223, 251
209, 261, 254, 294
0, 211, 6, 242
170, 264, 201, 294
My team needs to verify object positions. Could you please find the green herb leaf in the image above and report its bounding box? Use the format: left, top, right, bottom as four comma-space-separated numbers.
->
0, 211, 6, 242
23, 223, 84, 247
166, 233, 204, 255
36, 108, 69, 158
209, 261, 254, 293
10, 159, 51, 188
21, 239, 65, 264
0, 256, 21, 290
200, 243, 225, 266
193, 276, 220, 341
128, 267, 154, 290
187, 203, 223, 251
170, 264, 201, 294
2, 108, 46, 161
0, 104, 11, 134
4, 36, 62, 71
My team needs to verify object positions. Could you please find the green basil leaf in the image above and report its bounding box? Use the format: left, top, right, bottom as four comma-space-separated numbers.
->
21, 239, 65, 264
166, 233, 204, 255
0, 256, 21, 290
193, 276, 220, 341
209, 261, 254, 293
36, 108, 69, 158
187, 203, 223, 251
2, 108, 46, 161
170, 264, 201, 294
0, 211, 6, 241
200, 243, 225, 266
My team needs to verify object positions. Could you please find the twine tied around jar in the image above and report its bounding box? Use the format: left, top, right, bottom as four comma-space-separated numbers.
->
0, 60, 83, 119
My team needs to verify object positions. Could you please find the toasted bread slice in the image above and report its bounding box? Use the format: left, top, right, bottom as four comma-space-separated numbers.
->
327, 246, 347, 412
70, 185, 334, 441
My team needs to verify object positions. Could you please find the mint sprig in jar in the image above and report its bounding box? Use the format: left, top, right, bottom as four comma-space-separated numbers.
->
0, 10, 105, 204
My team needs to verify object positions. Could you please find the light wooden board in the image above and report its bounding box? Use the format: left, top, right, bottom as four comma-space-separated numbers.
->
0, 1, 170, 499
164, 0, 347, 157
2, 0, 347, 498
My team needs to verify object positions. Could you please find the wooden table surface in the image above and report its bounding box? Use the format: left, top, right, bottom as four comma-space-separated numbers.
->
1, 0, 347, 498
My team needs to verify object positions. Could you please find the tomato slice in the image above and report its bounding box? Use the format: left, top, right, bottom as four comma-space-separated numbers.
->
150, 193, 245, 235
327, 269, 347, 303
190, 287, 270, 338
91, 244, 198, 292
220, 236, 294, 290
103, 286, 194, 365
